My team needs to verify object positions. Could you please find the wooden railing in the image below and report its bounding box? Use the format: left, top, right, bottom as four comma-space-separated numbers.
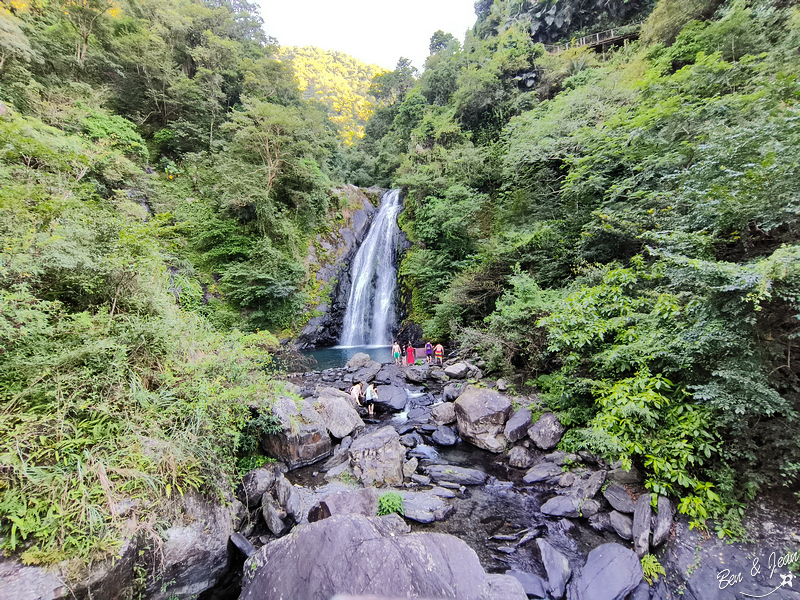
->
543, 22, 643, 54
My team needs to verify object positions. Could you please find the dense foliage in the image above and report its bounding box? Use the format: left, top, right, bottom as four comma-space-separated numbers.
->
277, 46, 385, 144
347, 0, 800, 531
0, 0, 365, 569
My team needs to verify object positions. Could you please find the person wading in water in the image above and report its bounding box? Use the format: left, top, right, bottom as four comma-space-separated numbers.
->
364, 383, 377, 417
349, 382, 363, 407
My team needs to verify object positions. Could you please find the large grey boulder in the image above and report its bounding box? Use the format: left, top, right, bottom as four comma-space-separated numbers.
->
651, 495, 673, 547
425, 464, 487, 486
431, 425, 458, 446
308, 488, 380, 522
374, 385, 407, 412
353, 360, 382, 384
0, 534, 140, 600
349, 427, 405, 486
315, 392, 364, 439
346, 353, 371, 370
528, 412, 566, 450
237, 463, 285, 508
261, 397, 332, 470
145, 491, 234, 599
540, 495, 582, 518
575, 543, 643, 600
404, 367, 427, 384
523, 462, 562, 483
315, 385, 356, 407
401, 491, 453, 523
603, 484, 635, 514
241, 514, 527, 600
443, 362, 471, 379
633, 494, 652, 557
454, 387, 513, 453
537, 539, 571, 599
570, 470, 606, 501
442, 382, 466, 402
504, 408, 533, 442
609, 510, 633, 540
508, 446, 535, 469
430, 402, 456, 425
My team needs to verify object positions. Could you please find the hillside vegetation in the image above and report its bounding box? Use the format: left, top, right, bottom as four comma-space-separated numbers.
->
0, 0, 357, 567
277, 46, 385, 144
349, 0, 800, 534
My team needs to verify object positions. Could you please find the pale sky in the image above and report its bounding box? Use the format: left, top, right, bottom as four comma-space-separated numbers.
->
257, 0, 478, 71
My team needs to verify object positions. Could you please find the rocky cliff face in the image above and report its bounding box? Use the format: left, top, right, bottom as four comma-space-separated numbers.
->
296, 186, 409, 349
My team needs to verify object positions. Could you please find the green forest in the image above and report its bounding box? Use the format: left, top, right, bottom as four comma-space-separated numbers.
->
0, 0, 798, 576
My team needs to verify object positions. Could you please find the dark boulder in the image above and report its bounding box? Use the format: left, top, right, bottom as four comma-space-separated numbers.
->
528, 412, 566, 450
442, 382, 466, 402
237, 463, 285, 508
633, 494, 652, 557
374, 385, 407, 412
454, 387, 512, 453
508, 446, 535, 469
575, 543, 643, 600
540, 495, 582, 518
431, 425, 458, 446
537, 538, 571, 599
348, 426, 405, 486
651, 495, 673, 547
425, 464, 487, 486
240, 514, 527, 600
261, 397, 332, 470
504, 407, 533, 443
603, 483, 636, 514
523, 462, 562, 483
609, 510, 633, 540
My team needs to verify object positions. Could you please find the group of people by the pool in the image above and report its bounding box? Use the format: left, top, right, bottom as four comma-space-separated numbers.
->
392, 340, 444, 367
349, 340, 445, 417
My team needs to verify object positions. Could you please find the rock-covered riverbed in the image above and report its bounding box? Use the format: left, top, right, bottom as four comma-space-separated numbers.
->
3, 352, 798, 600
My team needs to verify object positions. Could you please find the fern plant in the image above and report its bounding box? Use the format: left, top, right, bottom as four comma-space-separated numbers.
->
641, 553, 666, 584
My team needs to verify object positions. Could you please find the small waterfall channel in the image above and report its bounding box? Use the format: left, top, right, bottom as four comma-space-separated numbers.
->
339, 189, 402, 347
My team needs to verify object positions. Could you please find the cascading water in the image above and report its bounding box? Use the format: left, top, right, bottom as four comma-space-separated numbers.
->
339, 189, 402, 347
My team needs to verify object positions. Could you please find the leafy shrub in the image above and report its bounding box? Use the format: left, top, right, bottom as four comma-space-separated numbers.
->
377, 491, 405, 516
236, 455, 277, 473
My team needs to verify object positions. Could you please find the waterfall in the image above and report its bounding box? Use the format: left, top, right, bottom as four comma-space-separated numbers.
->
340, 189, 402, 347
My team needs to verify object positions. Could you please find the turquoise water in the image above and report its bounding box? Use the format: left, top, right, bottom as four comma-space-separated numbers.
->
299, 345, 393, 371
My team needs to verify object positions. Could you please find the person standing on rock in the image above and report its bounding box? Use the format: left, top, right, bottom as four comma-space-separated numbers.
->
406, 342, 415, 366
434, 342, 444, 366
392, 340, 402, 366
425, 340, 433, 364
364, 383, 377, 417
349, 382, 363, 407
